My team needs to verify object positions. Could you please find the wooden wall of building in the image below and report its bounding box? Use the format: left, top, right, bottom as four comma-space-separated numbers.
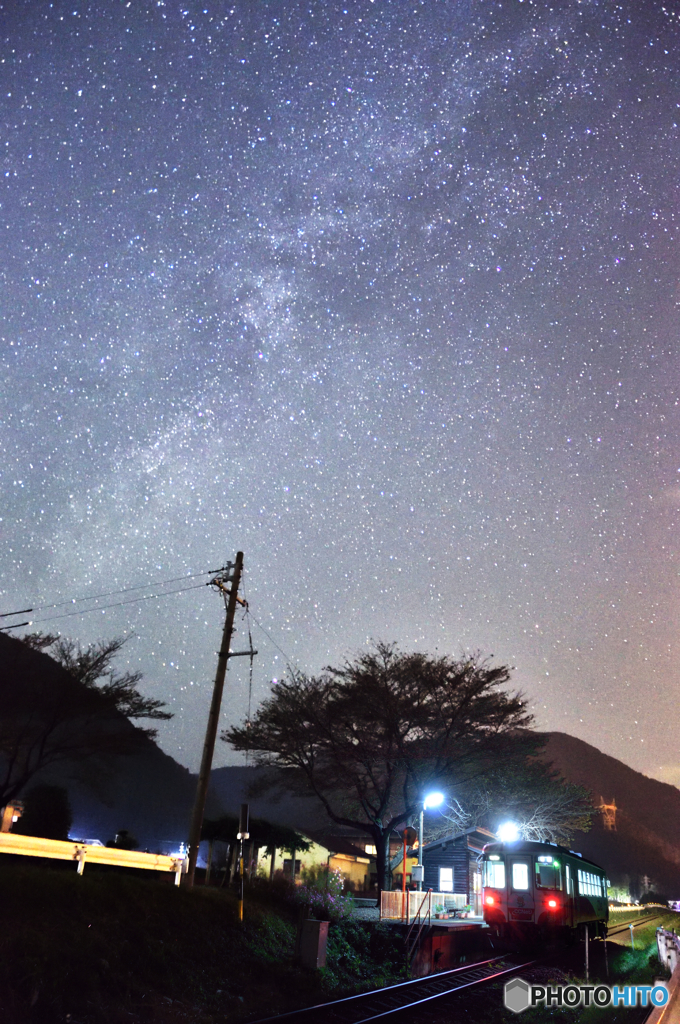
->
422, 837, 470, 896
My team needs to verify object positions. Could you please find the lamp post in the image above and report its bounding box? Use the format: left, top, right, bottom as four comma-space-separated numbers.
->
417, 791, 445, 892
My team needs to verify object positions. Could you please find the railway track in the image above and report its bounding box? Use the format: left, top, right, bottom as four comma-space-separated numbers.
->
608, 912, 665, 938
250, 954, 542, 1023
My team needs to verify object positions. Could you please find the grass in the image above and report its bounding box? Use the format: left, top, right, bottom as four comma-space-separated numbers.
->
0, 860, 402, 1023
450, 912, 680, 1024
5, 859, 675, 1023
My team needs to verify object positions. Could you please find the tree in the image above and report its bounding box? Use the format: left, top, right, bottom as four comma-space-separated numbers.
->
26, 634, 171, 734
0, 632, 172, 807
223, 642, 531, 892
106, 829, 139, 850
201, 815, 311, 884
13, 784, 72, 841
423, 744, 595, 845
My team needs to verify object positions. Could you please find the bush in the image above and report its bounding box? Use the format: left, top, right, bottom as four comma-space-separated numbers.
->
322, 920, 406, 990
291, 867, 355, 922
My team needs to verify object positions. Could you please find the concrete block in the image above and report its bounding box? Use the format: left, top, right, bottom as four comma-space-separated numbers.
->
299, 919, 329, 970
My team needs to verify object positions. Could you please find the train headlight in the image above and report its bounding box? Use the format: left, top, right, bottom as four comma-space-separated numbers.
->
497, 822, 520, 843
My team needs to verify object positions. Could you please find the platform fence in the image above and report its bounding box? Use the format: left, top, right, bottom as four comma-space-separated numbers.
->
381, 890, 468, 923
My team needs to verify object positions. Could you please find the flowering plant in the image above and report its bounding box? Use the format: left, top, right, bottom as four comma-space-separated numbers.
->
291, 867, 355, 922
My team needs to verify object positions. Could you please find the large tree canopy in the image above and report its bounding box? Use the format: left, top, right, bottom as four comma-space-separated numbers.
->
0, 632, 172, 807
223, 642, 532, 891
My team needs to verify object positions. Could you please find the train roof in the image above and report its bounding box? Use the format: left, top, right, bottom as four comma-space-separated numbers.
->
482, 839, 606, 874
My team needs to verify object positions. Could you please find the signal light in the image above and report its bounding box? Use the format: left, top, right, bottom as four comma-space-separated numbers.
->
485, 895, 495, 905
548, 899, 558, 908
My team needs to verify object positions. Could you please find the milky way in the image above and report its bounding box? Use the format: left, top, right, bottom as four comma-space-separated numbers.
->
1, 0, 679, 781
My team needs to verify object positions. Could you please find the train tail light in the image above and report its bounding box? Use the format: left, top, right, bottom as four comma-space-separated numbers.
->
548, 899, 558, 909
485, 895, 495, 905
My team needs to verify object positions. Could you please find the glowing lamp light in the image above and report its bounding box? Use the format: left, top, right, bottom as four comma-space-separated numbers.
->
497, 822, 520, 843
548, 899, 558, 909
485, 895, 495, 905
423, 791, 445, 810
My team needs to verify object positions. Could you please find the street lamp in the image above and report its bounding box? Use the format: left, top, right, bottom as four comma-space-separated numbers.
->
416, 791, 445, 891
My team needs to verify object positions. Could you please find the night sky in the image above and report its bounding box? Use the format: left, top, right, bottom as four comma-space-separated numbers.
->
1, 0, 679, 784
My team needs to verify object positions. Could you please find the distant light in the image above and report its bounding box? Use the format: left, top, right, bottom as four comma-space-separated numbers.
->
497, 822, 520, 843
424, 791, 445, 810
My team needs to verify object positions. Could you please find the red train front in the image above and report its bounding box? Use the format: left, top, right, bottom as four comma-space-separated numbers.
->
482, 839, 608, 941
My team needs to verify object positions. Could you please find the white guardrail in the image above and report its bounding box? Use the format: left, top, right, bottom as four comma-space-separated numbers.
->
0, 831, 187, 884
657, 928, 680, 975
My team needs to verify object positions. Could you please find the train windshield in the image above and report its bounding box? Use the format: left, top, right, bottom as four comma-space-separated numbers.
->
483, 858, 506, 888
511, 861, 530, 890
535, 855, 562, 890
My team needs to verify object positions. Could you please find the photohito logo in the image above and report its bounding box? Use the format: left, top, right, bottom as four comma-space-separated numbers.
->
503, 977, 669, 1013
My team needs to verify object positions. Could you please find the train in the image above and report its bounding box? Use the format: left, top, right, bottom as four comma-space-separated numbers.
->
482, 839, 609, 941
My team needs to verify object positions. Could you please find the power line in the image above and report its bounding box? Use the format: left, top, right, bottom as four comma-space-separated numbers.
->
247, 611, 299, 673
28, 581, 208, 625
18, 567, 226, 616
3, 563, 299, 675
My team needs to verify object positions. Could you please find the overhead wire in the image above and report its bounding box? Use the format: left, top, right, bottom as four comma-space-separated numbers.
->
27, 582, 208, 625
11, 567, 226, 617
246, 610, 299, 673
3, 562, 299, 680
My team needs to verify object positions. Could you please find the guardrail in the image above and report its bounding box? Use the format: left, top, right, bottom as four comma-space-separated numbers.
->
658, 928, 680, 974
0, 831, 187, 884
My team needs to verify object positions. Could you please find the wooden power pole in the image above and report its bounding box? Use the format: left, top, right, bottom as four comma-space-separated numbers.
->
186, 552, 244, 887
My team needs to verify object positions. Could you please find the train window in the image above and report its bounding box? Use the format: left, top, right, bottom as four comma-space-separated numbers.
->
511, 861, 530, 890
566, 864, 573, 895
535, 859, 562, 890
577, 869, 604, 897
484, 860, 506, 888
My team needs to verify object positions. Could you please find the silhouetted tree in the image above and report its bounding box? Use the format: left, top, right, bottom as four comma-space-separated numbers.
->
0, 632, 172, 806
201, 814, 312, 883
223, 642, 531, 892
106, 829, 138, 850
13, 784, 72, 841
27, 634, 171, 735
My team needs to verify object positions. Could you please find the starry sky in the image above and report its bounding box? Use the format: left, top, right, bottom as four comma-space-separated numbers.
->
1, 0, 679, 784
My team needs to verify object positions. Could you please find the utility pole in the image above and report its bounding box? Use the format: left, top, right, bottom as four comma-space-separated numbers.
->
186, 552, 244, 887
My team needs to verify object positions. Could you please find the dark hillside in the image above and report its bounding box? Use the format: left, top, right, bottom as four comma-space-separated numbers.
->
539, 732, 680, 895
209, 765, 328, 832
0, 632, 223, 850
541, 732, 680, 849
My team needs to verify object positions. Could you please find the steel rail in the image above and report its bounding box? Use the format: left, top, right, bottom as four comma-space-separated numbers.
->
250, 954, 542, 1024
607, 912, 666, 938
